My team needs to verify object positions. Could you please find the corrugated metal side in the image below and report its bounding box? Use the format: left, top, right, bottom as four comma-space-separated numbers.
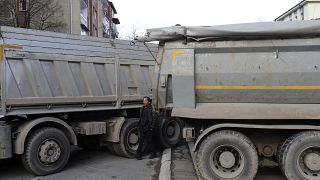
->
161, 38, 320, 119
193, 39, 320, 104
0, 26, 158, 115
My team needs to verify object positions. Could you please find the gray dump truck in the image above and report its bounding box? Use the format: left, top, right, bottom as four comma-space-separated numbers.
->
137, 20, 320, 180
2, 20, 320, 180
0, 26, 167, 176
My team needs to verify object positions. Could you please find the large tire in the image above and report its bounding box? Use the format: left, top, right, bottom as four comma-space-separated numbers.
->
109, 118, 140, 158
158, 118, 183, 148
22, 127, 70, 176
278, 131, 320, 180
277, 135, 290, 175
196, 130, 258, 180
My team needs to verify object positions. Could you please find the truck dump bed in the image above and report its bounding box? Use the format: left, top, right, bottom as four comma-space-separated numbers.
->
148, 20, 320, 119
0, 26, 158, 116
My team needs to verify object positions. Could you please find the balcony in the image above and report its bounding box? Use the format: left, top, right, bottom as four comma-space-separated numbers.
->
112, 18, 120, 25
80, 0, 88, 27
80, 13, 88, 27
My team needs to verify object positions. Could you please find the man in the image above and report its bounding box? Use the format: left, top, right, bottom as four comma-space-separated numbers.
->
136, 96, 158, 160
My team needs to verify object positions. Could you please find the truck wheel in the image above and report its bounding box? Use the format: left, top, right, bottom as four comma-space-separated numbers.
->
277, 136, 290, 175
196, 130, 258, 180
21, 127, 70, 176
159, 118, 183, 148
109, 118, 140, 158
278, 131, 320, 180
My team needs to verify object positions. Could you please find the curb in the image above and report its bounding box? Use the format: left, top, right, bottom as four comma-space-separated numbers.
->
159, 148, 171, 180
187, 141, 202, 180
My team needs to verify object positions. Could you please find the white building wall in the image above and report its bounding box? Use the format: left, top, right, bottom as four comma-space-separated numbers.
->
305, 3, 320, 19
275, 0, 320, 21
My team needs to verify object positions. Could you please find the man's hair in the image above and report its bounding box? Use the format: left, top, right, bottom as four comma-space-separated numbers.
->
144, 96, 152, 104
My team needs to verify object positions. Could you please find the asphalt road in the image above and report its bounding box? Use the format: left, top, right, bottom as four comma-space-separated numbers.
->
0, 144, 287, 180
0, 147, 160, 180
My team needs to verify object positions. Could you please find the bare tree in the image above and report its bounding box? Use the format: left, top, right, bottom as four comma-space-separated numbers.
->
0, 0, 18, 27
28, 0, 66, 31
125, 26, 143, 40
0, 0, 66, 32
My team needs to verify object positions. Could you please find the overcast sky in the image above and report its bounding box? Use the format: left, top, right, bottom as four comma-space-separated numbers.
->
115, 0, 302, 39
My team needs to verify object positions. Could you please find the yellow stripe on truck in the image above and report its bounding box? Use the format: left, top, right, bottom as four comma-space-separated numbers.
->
0, 44, 23, 60
172, 50, 186, 62
195, 85, 320, 90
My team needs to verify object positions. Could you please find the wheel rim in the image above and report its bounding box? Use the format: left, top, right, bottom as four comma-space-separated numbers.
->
38, 140, 61, 165
165, 120, 180, 141
209, 145, 245, 179
127, 127, 139, 151
297, 147, 320, 179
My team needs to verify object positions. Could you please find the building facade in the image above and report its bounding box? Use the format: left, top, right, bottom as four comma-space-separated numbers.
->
275, 0, 320, 21
0, 0, 120, 38
63, 0, 120, 38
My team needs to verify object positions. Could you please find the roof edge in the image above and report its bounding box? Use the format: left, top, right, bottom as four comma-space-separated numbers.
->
275, 0, 307, 21
109, 1, 117, 14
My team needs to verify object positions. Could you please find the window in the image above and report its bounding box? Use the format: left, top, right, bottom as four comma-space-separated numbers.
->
81, 28, 88, 36
81, 24, 89, 36
19, 0, 27, 11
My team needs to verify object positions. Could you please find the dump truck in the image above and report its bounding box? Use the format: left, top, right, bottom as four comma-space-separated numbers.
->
3, 20, 320, 180
136, 20, 320, 180
0, 26, 166, 175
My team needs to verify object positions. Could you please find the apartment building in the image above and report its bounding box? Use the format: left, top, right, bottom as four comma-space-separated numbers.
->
275, 0, 320, 21
0, 0, 120, 38
63, 0, 120, 38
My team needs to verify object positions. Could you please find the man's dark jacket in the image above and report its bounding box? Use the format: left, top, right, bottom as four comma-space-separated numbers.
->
138, 105, 154, 132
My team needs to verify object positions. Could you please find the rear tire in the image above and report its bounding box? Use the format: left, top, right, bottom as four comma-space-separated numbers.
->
158, 118, 183, 148
22, 127, 70, 176
196, 130, 258, 180
109, 118, 140, 158
278, 131, 320, 180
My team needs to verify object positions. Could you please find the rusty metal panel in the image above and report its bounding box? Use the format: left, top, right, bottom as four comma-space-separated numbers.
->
0, 26, 158, 115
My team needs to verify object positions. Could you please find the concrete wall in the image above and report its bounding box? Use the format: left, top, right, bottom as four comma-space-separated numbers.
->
60, 0, 81, 34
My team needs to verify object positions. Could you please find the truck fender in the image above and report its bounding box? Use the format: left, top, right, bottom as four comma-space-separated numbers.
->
193, 123, 320, 152
103, 117, 126, 143
14, 117, 77, 154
